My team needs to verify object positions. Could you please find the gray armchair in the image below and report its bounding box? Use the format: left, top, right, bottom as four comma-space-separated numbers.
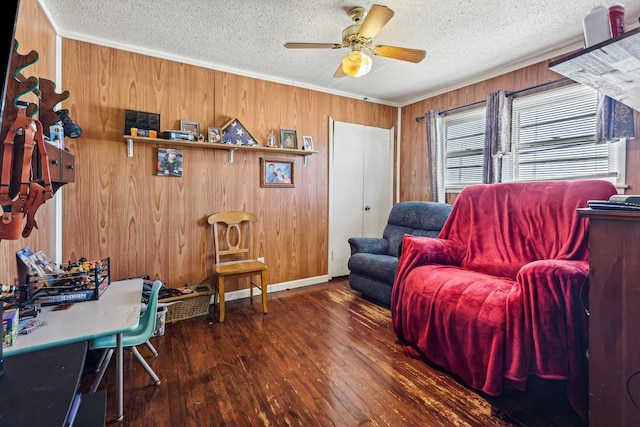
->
347, 201, 452, 306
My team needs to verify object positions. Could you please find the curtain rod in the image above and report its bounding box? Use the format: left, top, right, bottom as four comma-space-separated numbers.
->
439, 99, 486, 115
506, 77, 571, 97
415, 77, 573, 122
415, 99, 486, 122
416, 99, 487, 123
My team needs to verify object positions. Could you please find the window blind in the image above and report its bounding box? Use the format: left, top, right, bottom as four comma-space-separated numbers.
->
503, 84, 625, 185
442, 108, 486, 191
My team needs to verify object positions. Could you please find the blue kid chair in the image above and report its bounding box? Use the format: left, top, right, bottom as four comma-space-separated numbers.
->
89, 279, 163, 391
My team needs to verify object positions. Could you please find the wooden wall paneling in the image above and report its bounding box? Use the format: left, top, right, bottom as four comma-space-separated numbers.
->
58, 46, 401, 290
297, 91, 326, 278
161, 61, 214, 286
146, 59, 172, 282
59, 42, 220, 284
55, 38, 394, 289
123, 52, 156, 281
214, 75, 313, 286
58, 42, 110, 260
399, 102, 430, 202
0, 0, 57, 285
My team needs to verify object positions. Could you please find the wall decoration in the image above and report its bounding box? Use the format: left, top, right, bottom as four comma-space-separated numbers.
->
208, 127, 221, 143
157, 148, 183, 177
280, 129, 298, 149
180, 120, 201, 139
221, 118, 259, 146
302, 135, 314, 150
260, 158, 295, 188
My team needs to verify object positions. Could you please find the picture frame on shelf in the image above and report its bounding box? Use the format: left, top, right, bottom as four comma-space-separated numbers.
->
279, 129, 298, 149
207, 127, 222, 143
302, 135, 314, 150
157, 148, 183, 177
180, 120, 201, 139
260, 158, 295, 188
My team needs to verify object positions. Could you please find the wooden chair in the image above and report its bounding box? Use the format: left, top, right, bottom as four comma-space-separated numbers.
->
207, 211, 268, 322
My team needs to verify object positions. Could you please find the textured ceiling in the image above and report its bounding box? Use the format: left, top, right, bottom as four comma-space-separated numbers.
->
37, 0, 640, 106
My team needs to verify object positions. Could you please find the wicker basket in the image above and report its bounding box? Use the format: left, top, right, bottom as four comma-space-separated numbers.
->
159, 280, 215, 323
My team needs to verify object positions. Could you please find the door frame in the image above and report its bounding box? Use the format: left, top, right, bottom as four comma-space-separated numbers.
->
327, 117, 396, 279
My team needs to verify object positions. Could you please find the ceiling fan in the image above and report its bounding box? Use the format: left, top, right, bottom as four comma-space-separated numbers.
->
284, 5, 426, 78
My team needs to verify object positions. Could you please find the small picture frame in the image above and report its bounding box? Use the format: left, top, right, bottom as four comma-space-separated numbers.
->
302, 135, 314, 150
157, 148, 183, 177
260, 158, 295, 188
279, 129, 298, 149
180, 120, 201, 138
207, 127, 221, 143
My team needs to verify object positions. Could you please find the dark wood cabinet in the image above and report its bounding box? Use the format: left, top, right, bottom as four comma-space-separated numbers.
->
578, 208, 640, 427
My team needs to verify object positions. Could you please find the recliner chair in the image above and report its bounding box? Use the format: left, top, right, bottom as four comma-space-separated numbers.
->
347, 201, 452, 306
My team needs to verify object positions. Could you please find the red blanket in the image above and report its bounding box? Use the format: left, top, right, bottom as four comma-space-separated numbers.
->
391, 180, 617, 420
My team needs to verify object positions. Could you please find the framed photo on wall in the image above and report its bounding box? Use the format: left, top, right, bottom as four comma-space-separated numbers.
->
260, 158, 294, 188
157, 148, 183, 177
279, 129, 298, 149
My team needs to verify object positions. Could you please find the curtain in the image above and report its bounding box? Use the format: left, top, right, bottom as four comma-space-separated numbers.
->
424, 110, 444, 202
595, 94, 635, 144
483, 90, 512, 183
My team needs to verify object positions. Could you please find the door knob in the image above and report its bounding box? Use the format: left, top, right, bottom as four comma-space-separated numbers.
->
364, 206, 371, 211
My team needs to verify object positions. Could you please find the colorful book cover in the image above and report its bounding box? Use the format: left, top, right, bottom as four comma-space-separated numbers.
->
16, 246, 47, 279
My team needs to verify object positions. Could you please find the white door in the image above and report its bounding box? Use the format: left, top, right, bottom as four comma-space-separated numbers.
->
329, 119, 393, 278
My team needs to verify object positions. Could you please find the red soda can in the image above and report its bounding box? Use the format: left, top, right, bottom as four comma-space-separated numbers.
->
609, 4, 626, 37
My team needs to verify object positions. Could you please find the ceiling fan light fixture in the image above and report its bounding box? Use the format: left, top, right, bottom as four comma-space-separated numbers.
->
341, 51, 372, 77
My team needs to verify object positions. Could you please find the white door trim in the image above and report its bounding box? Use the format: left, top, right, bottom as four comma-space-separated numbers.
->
328, 118, 394, 279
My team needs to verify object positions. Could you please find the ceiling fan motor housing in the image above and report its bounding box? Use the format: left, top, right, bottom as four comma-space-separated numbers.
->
342, 24, 371, 49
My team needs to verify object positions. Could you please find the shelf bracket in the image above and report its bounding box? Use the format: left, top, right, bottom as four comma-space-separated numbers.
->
126, 138, 134, 157
303, 156, 309, 167
228, 148, 237, 163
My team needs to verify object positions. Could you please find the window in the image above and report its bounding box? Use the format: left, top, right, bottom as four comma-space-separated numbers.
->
502, 84, 625, 186
442, 107, 486, 192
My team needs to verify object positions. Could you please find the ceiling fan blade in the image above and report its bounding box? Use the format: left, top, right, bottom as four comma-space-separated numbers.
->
358, 5, 394, 39
334, 63, 347, 78
284, 42, 343, 49
371, 45, 426, 63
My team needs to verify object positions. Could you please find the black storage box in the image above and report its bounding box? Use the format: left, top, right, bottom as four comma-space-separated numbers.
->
124, 109, 160, 136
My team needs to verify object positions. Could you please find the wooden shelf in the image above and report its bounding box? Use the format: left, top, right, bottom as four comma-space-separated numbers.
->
549, 26, 640, 111
123, 135, 318, 164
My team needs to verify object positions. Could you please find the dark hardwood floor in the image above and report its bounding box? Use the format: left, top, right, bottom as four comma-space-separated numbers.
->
81, 278, 587, 427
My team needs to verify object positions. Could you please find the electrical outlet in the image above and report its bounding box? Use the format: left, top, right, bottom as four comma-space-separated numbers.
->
257, 257, 265, 263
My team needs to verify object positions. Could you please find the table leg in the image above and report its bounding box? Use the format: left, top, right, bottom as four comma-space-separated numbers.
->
116, 332, 124, 421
